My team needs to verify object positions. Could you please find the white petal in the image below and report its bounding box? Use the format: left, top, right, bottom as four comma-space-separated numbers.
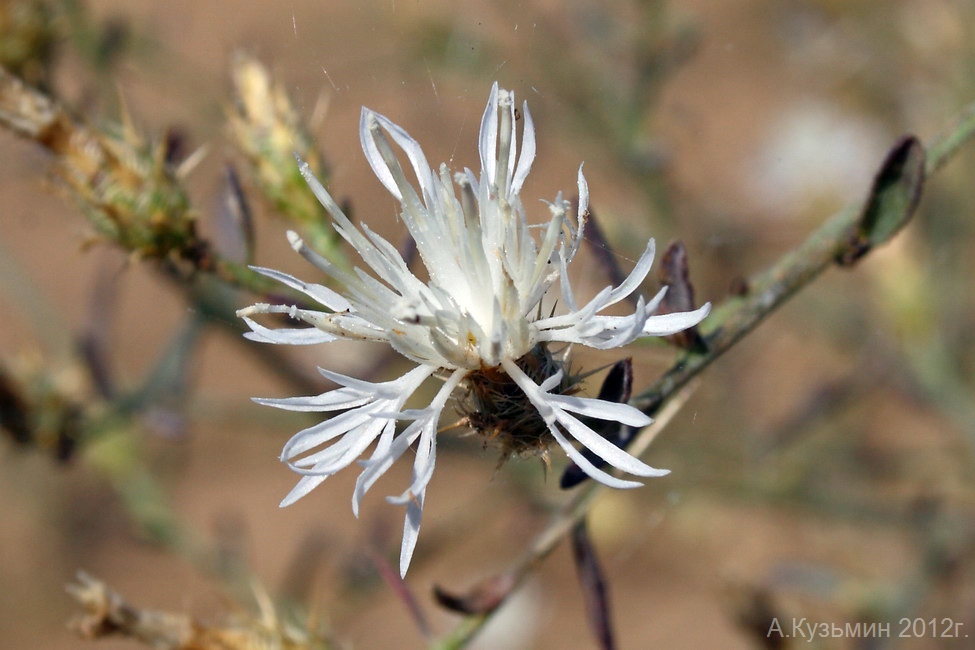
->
642, 302, 711, 336
349, 365, 456, 515
479, 82, 500, 185
576, 166, 589, 223
286, 229, 360, 289
498, 88, 517, 191
399, 497, 424, 577
289, 418, 387, 474
371, 111, 438, 206
538, 369, 564, 393
352, 423, 421, 514
351, 420, 397, 517
281, 408, 378, 459
360, 109, 402, 200
382, 367, 464, 574
253, 391, 372, 412
241, 317, 336, 345
558, 253, 578, 312
250, 265, 351, 312
510, 99, 535, 195
602, 239, 655, 308
534, 285, 613, 331
557, 410, 669, 478
318, 365, 432, 397
387, 422, 438, 506
547, 393, 652, 428
274, 365, 436, 508
295, 157, 350, 223
546, 424, 644, 489
279, 474, 328, 507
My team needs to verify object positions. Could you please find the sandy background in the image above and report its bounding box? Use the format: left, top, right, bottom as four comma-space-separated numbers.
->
3, 1, 975, 648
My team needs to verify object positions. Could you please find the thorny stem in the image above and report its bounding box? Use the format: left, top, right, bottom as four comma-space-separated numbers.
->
433, 103, 975, 649
925, 99, 975, 175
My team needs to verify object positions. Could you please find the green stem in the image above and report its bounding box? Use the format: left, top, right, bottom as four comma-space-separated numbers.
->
925, 99, 975, 175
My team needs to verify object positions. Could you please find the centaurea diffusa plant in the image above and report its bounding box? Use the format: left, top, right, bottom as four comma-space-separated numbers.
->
237, 82, 710, 576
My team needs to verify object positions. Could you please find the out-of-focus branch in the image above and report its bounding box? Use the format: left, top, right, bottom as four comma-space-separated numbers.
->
68, 572, 196, 649
0, 65, 283, 295
68, 571, 333, 650
0, 65, 320, 394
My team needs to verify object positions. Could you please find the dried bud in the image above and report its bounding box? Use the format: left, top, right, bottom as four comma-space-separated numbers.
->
58, 115, 199, 259
434, 573, 517, 615
659, 240, 707, 353
228, 53, 340, 257
0, 67, 200, 259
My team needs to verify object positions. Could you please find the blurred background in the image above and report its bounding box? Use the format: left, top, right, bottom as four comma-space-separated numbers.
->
2, 1, 975, 648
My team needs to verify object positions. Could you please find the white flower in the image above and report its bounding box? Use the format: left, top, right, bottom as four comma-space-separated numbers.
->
238, 82, 710, 576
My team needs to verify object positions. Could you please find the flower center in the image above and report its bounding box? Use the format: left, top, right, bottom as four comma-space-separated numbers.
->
458, 343, 576, 459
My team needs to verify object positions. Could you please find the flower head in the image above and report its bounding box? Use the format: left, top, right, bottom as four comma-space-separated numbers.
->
238, 83, 709, 576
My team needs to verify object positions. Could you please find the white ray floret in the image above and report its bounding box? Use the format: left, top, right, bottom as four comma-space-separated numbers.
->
237, 82, 710, 576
